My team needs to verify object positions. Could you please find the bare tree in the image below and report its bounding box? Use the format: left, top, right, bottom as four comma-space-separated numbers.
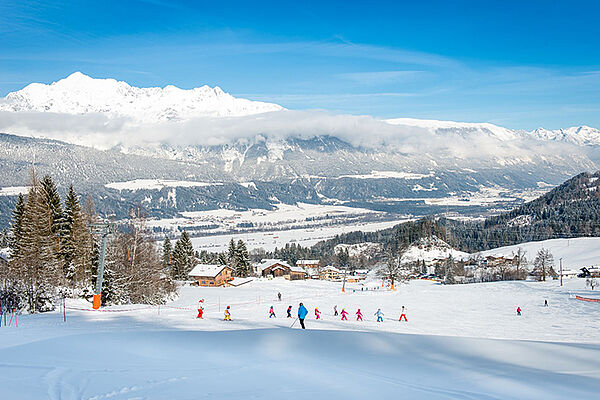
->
587, 277, 598, 290
377, 245, 408, 289
532, 248, 557, 281
512, 248, 528, 280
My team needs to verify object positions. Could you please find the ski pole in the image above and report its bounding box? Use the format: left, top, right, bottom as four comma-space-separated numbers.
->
290, 317, 298, 328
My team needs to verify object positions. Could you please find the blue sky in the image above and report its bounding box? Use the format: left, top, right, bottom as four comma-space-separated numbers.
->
1, 0, 599, 129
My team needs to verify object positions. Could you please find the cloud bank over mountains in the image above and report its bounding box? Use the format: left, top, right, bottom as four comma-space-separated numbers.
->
0, 73, 598, 163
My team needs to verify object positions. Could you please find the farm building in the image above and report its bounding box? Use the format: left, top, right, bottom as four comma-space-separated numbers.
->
188, 264, 232, 287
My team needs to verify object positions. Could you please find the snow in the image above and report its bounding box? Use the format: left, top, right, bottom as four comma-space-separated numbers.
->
105, 179, 222, 191
188, 264, 228, 278
475, 237, 600, 270
1, 72, 284, 122
190, 220, 406, 252
2, 278, 600, 399
337, 171, 433, 180
0, 186, 30, 196
403, 236, 469, 263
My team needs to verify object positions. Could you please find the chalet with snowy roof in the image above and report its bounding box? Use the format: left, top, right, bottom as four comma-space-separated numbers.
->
257, 259, 306, 280
188, 264, 232, 287
320, 265, 342, 280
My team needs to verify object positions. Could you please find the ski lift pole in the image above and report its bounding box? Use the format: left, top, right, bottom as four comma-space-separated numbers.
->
89, 222, 112, 309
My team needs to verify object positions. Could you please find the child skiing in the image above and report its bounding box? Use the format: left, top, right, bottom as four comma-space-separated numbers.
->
341, 308, 348, 321
196, 306, 204, 319
399, 306, 407, 322
356, 309, 363, 321
287, 305, 292, 318
224, 306, 231, 321
334, 305, 338, 316
516, 306, 522, 316
315, 308, 321, 319
269, 306, 276, 318
278, 292, 282, 301
375, 308, 384, 322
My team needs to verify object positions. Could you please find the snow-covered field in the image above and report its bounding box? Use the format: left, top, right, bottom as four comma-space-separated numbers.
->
2, 278, 600, 399
477, 237, 600, 269
190, 219, 404, 252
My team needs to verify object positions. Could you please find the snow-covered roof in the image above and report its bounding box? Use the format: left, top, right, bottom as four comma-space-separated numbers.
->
296, 259, 320, 265
188, 264, 229, 278
290, 266, 307, 273
257, 259, 292, 272
322, 265, 341, 273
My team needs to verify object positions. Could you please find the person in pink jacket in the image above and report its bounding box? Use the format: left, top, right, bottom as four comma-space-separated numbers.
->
315, 307, 321, 319
356, 309, 363, 321
341, 308, 349, 321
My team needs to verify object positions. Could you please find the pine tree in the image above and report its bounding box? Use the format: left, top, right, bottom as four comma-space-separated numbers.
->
228, 239, 237, 268
171, 231, 195, 280
162, 236, 172, 270
9, 193, 25, 259
234, 240, 251, 277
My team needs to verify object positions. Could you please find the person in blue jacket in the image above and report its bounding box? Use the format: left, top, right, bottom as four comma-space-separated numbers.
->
298, 302, 308, 329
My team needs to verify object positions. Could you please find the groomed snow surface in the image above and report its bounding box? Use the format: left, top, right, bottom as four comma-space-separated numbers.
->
2, 278, 600, 399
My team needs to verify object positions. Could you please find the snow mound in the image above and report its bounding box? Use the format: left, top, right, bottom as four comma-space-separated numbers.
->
402, 235, 469, 263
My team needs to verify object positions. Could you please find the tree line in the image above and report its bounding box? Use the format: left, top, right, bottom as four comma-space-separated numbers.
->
0, 171, 176, 313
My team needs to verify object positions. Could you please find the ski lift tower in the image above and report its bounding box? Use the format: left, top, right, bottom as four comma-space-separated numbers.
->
89, 222, 113, 309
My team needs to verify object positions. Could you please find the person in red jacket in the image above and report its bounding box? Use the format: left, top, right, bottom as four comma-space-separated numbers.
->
516, 306, 522, 316
196, 306, 204, 319
356, 309, 363, 321
314, 307, 321, 319
341, 308, 349, 321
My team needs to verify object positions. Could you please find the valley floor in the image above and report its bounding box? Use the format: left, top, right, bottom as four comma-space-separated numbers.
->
1, 279, 600, 399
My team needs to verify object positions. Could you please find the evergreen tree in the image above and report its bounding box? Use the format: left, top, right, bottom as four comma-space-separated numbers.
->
444, 255, 456, 284
171, 231, 195, 280
162, 236, 172, 270
234, 240, 251, 277
9, 193, 25, 259
227, 239, 237, 268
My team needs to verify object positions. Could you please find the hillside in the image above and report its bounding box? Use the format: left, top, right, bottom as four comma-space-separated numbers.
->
312, 171, 600, 255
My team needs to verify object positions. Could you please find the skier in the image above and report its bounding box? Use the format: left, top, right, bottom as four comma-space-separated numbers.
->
334, 305, 338, 316
341, 308, 348, 321
278, 292, 282, 302
196, 306, 204, 319
356, 308, 363, 321
544, 299, 548, 307
269, 306, 276, 318
399, 306, 408, 322
375, 308, 384, 322
224, 306, 231, 321
516, 306, 522, 316
287, 305, 292, 318
298, 302, 308, 329
315, 307, 321, 319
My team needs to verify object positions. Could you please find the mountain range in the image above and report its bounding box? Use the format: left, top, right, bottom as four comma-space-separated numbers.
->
0, 73, 599, 229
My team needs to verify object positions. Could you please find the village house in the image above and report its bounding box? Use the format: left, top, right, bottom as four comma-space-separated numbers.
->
296, 259, 321, 270
256, 259, 307, 280
320, 265, 342, 281
188, 264, 232, 287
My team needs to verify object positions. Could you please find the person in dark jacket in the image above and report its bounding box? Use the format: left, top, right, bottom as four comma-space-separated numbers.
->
298, 302, 308, 329
287, 305, 292, 318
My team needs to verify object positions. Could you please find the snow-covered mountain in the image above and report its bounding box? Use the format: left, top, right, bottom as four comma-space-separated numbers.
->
0, 72, 284, 122
530, 126, 600, 146
387, 118, 600, 146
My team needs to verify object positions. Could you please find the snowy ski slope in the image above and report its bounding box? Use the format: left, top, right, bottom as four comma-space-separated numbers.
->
1, 279, 600, 399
